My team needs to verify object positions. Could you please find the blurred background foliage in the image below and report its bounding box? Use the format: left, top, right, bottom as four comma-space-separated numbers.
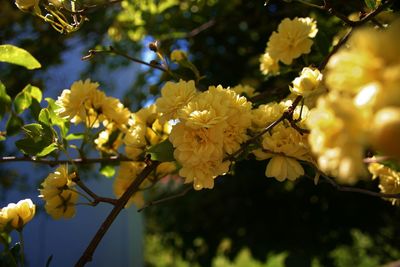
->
2, 0, 400, 266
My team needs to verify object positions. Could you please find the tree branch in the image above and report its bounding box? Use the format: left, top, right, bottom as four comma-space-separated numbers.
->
0, 155, 133, 166
75, 160, 160, 267
73, 175, 118, 206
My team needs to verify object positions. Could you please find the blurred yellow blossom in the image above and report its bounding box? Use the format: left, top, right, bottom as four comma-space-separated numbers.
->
170, 49, 187, 62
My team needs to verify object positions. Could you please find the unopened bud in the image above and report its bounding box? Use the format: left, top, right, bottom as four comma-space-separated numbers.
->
148, 41, 159, 52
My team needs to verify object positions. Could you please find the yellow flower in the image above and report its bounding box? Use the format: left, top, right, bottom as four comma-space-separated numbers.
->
44, 190, 79, 219
251, 102, 284, 130
267, 17, 317, 65
265, 156, 304, 181
368, 163, 400, 205
0, 199, 35, 231
231, 84, 258, 98
101, 96, 131, 130
39, 165, 79, 219
291, 67, 322, 97
259, 52, 279, 75
56, 79, 100, 125
156, 80, 198, 123
170, 50, 187, 62
114, 162, 146, 207
94, 123, 123, 154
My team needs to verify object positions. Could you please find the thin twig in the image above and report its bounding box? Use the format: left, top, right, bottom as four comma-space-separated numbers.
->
137, 185, 192, 212
73, 176, 118, 206
75, 160, 160, 267
0, 155, 133, 166
82, 46, 168, 72
318, 28, 352, 70
321, 174, 400, 199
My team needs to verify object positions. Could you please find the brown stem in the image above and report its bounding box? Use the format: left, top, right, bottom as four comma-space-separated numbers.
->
75, 160, 159, 267
137, 185, 192, 212
73, 176, 118, 206
82, 46, 168, 72
318, 28, 352, 70
0, 155, 132, 166
321, 174, 400, 199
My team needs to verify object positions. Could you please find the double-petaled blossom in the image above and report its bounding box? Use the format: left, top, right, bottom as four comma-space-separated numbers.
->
0, 199, 35, 232
39, 165, 79, 219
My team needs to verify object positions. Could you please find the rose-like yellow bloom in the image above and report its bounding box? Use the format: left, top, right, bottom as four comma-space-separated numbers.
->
267, 17, 318, 65
94, 123, 123, 154
44, 190, 79, 219
259, 52, 279, 75
170, 50, 187, 62
56, 79, 100, 125
101, 96, 131, 130
39, 165, 79, 219
368, 162, 400, 205
251, 102, 285, 130
291, 67, 322, 97
113, 162, 146, 207
0, 199, 35, 231
253, 124, 311, 182
156, 80, 198, 123
306, 95, 368, 183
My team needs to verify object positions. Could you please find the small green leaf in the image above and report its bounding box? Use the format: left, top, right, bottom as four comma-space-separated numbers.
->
147, 139, 175, 162
36, 143, 58, 157
364, 0, 376, 9
100, 165, 116, 178
22, 123, 44, 142
27, 85, 42, 102
0, 81, 11, 120
6, 113, 23, 136
0, 45, 41, 70
14, 91, 31, 115
38, 108, 52, 126
65, 133, 84, 140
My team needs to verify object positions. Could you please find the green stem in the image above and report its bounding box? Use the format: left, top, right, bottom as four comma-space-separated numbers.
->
18, 230, 24, 267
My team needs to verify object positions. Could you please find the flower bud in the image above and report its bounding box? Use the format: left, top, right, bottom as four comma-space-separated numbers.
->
15, 0, 39, 11
0, 199, 35, 231
291, 67, 322, 97
371, 107, 400, 159
170, 49, 187, 62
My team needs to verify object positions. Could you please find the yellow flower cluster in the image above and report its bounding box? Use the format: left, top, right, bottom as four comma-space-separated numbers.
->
307, 19, 400, 183
156, 81, 252, 190
259, 17, 318, 75
252, 101, 313, 181
124, 104, 172, 160
56, 79, 131, 130
39, 165, 79, 219
368, 163, 400, 205
0, 199, 35, 232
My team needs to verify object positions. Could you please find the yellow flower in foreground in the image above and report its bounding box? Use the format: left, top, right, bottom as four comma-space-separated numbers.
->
265, 156, 304, 181
156, 80, 198, 123
0, 199, 35, 231
368, 163, 400, 205
39, 165, 79, 219
267, 17, 317, 65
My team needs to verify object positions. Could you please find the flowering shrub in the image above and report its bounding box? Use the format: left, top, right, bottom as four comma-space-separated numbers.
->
1, 0, 400, 265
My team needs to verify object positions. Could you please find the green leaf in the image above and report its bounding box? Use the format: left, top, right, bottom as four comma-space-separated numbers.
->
147, 139, 175, 162
36, 143, 58, 157
0, 45, 41, 70
14, 90, 31, 114
0, 81, 11, 120
65, 133, 84, 140
44, 98, 69, 137
22, 123, 44, 142
38, 108, 52, 126
27, 85, 42, 102
6, 113, 23, 136
315, 31, 331, 56
100, 165, 116, 178
364, 0, 376, 9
